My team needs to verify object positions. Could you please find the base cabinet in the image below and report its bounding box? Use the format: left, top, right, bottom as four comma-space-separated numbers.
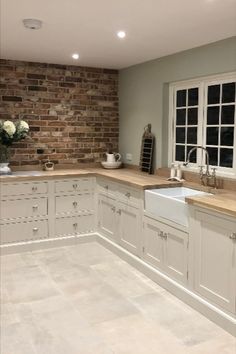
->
143, 216, 188, 285
192, 209, 236, 313
97, 181, 142, 257
97, 194, 117, 242
118, 202, 140, 256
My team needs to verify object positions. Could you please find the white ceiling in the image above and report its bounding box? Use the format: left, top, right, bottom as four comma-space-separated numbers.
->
1, 0, 236, 69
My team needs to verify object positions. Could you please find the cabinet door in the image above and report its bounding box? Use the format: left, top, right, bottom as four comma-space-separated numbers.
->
194, 210, 236, 313
117, 202, 140, 256
142, 216, 164, 269
98, 194, 117, 242
163, 224, 188, 285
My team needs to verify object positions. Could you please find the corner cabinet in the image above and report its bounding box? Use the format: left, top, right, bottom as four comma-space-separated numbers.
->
142, 216, 189, 285
97, 178, 142, 256
190, 207, 236, 314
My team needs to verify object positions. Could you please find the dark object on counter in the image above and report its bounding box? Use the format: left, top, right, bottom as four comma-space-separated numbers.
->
139, 124, 155, 174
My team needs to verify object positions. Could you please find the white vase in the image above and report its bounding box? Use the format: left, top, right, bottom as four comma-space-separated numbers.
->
0, 162, 12, 175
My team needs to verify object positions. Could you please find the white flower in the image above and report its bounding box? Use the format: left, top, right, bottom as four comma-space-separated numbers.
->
19, 120, 29, 131
3, 121, 16, 136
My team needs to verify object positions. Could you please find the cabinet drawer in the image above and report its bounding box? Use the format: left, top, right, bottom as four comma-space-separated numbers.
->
55, 178, 93, 193
1, 197, 48, 220
97, 178, 118, 195
55, 214, 95, 237
55, 193, 93, 215
1, 182, 48, 197
117, 186, 141, 206
0, 220, 48, 244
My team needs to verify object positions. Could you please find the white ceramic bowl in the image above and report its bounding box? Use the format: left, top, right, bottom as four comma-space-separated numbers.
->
101, 161, 122, 169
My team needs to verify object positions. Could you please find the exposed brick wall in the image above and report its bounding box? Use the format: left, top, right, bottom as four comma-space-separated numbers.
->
0, 59, 119, 166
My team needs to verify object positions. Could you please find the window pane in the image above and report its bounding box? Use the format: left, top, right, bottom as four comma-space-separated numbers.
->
187, 127, 197, 144
176, 109, 186, 125
187, 146, 196, 163
221, 105, 235, 124
220, 148, 233, 168
177, 90, 186, 107
207, 127, 219, 145
207, 106, 220, 125
175, 145, 185, 161
176, 128, 185, 143
188, 88, 198, 106
220, 127, 234, 146
207, 147, 218, 166
222, 82, 235, 103
187, 108, 198, 125
208, 85, 220, 104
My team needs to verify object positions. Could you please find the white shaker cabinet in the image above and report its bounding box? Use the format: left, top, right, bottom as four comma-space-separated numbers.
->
142, 216, 188, 285
97, 193, 117, 242
192, 209, 236, 313
97, 178, 142, 257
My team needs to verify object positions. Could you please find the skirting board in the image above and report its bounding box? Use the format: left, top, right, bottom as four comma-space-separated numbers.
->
0, 233, 97, 255
97, 233, 236, 337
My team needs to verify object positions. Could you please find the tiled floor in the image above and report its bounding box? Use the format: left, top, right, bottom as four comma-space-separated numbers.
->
1, 242, 235, 354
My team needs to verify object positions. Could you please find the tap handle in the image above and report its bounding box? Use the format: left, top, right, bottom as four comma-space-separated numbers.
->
211, 167, 217, 176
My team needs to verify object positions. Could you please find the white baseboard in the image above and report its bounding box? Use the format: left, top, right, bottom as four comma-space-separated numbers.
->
0, 233, 97, 255
97, 233, 236, 337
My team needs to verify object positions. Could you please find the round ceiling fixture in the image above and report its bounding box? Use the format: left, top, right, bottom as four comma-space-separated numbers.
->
117, 31, 126, 39
72, 53, 79, 60
23, 18, 42, 30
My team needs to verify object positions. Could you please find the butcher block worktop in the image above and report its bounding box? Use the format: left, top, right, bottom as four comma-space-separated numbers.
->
1, 167, 236, 217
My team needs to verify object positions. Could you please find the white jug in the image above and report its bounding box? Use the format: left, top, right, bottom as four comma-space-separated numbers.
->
106, 152, 121, 163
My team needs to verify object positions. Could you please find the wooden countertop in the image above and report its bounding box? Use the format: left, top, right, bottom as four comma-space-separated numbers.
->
0, 168, 180, 189
1, 167, 236, 218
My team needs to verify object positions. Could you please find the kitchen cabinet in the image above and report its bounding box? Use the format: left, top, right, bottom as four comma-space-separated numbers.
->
98, 193, 117, 242
142, 216, 188, 285
97, 179, 142, 256
193, 209, 236, 313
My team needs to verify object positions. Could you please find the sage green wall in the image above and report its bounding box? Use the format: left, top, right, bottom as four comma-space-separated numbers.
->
119, 37, 236, 169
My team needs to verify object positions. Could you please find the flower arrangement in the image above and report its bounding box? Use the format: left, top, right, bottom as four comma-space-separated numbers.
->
0, 120, 29, 146
0, 120, 30, 165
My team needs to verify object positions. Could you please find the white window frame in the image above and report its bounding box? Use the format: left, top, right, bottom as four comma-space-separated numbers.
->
168, 72, 236, 178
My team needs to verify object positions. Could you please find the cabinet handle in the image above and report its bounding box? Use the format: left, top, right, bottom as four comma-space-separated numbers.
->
73, 223, 78, 229
32, 186, 38, 192
73, 184, 78, 189
111, 206, 116, 212
73, 201, 78, 207
229, 233, 236, 240
33, 227, 38, 232
163, 232, 168, 240
117, 209, 121, 215
125, 192, 131, 198
32, 205, 38, 210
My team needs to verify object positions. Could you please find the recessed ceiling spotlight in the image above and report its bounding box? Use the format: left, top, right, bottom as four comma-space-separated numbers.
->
23, 18, 42, 30
117, 31, 126, 39
72, 53, 79, 60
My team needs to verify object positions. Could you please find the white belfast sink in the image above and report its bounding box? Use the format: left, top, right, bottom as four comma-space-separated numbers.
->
145, 187, 211, 227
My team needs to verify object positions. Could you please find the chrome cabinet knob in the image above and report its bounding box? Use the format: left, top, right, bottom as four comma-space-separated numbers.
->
33, 227, 38, 232
229, 233, 236, 240
73, 184, 78, 189
73, 201, 78, 207
32, 186, 38, 192
73, 223, 78, 229
32, 205, 38, 210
